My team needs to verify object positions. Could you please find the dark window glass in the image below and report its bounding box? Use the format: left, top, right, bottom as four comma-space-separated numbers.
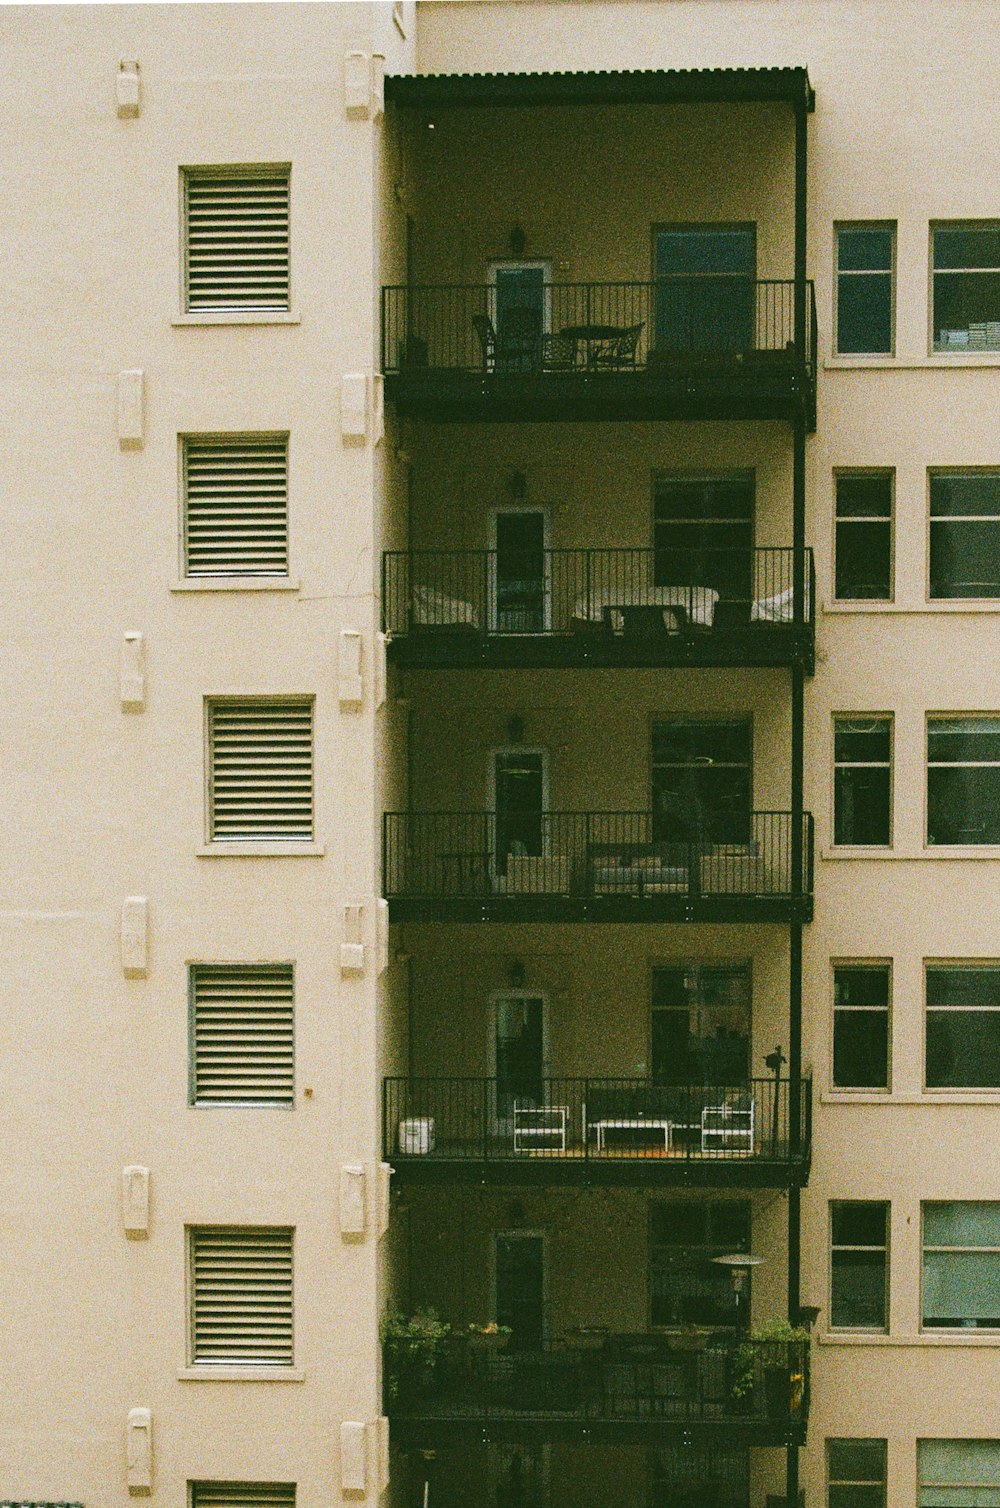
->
927, 717, 1000, 845
926, 965, 1000, 1089
652, 720, 752, 845
933, 224, 1000, 352
828, 1439, 887, 1508
930, 472, 1000, 598
833, 965, 890, 1090
650, 1200, 750, 1328
835, 474, 893, 600
655, 226, 756, 353
834, 717, 892, 846
654, 1445, 748, 1508
831, 1202, 888, 1330
923, 1202, 1000, 1328
652, 966, 751, 1086
918, 1440, 1000, 1507
653, 475, 754, 601
836, 226, 894, 355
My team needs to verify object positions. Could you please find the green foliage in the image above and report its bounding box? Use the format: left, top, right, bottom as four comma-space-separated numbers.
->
730, 1319, 810, 1403
381, 1308, 452, 1398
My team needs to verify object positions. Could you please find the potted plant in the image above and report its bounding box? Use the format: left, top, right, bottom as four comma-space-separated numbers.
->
729, 1317, 809, 1417
381, 1308, 452, 1400
467, 1320, 512, 1350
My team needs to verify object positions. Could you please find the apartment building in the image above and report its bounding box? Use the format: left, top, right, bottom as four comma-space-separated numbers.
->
5, 2, 1000, 1507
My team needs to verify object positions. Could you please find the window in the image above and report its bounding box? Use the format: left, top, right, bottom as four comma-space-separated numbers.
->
927, 717, 1000, 845
933, 223, 1000, 352
183, 166, 290, 313
923, 1203, 1000, 1328
207, 698, 313, 843
653, 474, 754, 601
929, 472, 1000, 599
833, 964, 891, 1091
650, 1201, 750, 1329
830, 1202, 889, 1330
189, 964, 294, 1106
926, 964, 1000, 1089
827, 1440, 887, 1508
836, 224, 894, 355
833, 717, 892, 846
652, 720, 752, 844
654, 224, 756, 353
188, 1225, 294, 1365
191, 1485, 296, 1508
654, 1445, 748, 1508
835, 472, 893, 601
652, 965, 750, 1085
919, 1441, 1000, 1508
183, 435, 289, 578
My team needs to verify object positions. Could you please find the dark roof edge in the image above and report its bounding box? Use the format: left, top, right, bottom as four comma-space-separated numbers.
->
385, 66, 815, 113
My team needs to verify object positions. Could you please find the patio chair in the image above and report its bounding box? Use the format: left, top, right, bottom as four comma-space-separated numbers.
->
472, 313, 496, 370
541, 332, 579, 371
592, 322, 644, 370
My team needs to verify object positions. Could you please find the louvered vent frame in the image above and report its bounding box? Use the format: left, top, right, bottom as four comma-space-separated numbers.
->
207, 699, 314, 843
183, 435, 289, 578
190, 964, 294, 1106
191, 1485, 296, 1508
189, 1226, 294, 1366
183, 166, 290, 312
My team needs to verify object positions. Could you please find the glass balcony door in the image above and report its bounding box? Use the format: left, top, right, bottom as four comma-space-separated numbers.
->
491, 507, 550, 633
651, 719, 753, 845
494, 1231, 547, 1350
491, 748, 547, 872
653, 225, 756, 354
651, 965, 751, 1087
488, 260, 552, 372
491, 992, 549, 1124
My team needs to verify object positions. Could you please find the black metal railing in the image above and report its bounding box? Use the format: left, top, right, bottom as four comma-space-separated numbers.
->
382, 811, 814, 903
382, 547, 814, 639
381, 280, 815, 375
384, 1076, 812, 1169
385, 1330, 810, 1434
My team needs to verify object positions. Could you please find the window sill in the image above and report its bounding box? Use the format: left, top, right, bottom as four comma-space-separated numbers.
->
823, 601, 1000, 614
821, 847, 895, 860
171, 578, 300, 594
820, 847, 1000, 861
819, 1332, 1000, 1348
196, 842, 324, 858
171, 310, 300, 327
824, 355, 1000, 369
178, 1366, 305, 1381
821, 1091, 1000, 1105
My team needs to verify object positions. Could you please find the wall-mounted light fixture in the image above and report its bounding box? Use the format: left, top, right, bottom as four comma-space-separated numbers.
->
509, 223, 526, 256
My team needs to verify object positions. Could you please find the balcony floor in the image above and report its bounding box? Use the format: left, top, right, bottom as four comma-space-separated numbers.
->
390, 1141, 810, 1190
385, 367, 815, 427
386, 893, 813, 925
388, 626, 814, 674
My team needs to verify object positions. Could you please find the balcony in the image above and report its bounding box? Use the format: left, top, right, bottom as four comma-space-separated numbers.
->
381, 280, 816, 425
383, 548, 814, 672
385, 1330, 810, 1447
385, 1076, 812, 1189
382, 811, 814, 923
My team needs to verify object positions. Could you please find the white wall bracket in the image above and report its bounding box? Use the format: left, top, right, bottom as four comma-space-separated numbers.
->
120, 631, 145, 711
121, 896, 149, 978
118, 369, 145, 448
117, 60, 141, 117
126, 1407, 153, 1493
122, 1165, 150, 1237
339, 629, 364, 708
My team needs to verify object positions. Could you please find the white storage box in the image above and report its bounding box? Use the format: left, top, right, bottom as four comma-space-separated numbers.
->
398, 1117, 436, 1155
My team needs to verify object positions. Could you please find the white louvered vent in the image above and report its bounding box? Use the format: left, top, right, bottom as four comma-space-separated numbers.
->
208, 699, 313, 842
191, 1484, 296, 1508
189, 1226, 294, 1365
190, 964, 294, 1106
184, 436, 288, 577
184, 168, 290, 312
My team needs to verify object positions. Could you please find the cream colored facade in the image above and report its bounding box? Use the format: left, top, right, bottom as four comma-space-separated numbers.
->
4, 1, 1000, 1506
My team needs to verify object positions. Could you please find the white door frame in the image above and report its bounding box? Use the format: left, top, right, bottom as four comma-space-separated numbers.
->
489, 503, 553, 632
487, 259, 554, 333
490, 1228, 549, 1343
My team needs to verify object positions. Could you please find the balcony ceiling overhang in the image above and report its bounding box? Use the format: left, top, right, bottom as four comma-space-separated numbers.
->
385, 65, 815, 112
